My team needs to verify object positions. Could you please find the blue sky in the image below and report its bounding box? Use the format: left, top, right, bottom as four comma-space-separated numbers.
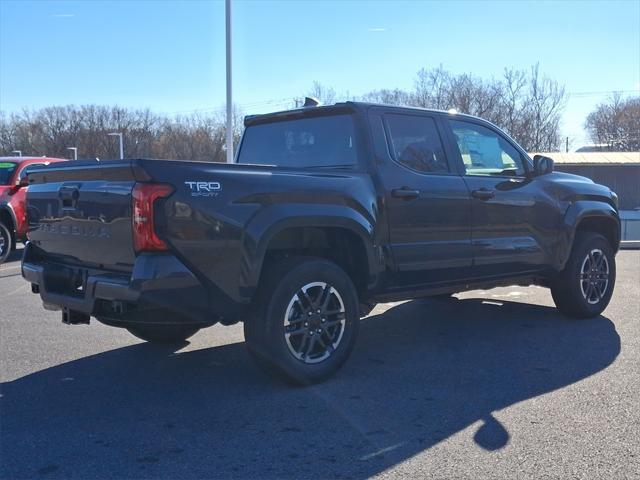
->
1, 0, 639, 149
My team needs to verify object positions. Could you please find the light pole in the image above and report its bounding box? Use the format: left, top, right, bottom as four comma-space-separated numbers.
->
67, 147, 78, 160
225, 0, 233, 163
11, 150, 22, 157
108, 133, 124, 159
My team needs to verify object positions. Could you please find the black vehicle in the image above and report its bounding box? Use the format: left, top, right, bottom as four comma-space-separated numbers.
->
21, 102, 620, 384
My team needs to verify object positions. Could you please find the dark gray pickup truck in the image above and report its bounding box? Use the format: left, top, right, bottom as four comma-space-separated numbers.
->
22, 102, 620, 383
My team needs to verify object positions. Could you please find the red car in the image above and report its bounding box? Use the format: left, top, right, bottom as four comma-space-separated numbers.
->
0, 157, 66, 263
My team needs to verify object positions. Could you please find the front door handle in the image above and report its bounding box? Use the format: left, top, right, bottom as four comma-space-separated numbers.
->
471, 188, 495, 200
391, 187, 420, 200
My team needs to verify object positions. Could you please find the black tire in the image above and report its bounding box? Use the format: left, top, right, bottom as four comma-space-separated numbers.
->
432, 293, 455, 301
244, 257, 360, 385
551, 232, 616, 318
0, 222, 12, 264
126, 325, 200, 344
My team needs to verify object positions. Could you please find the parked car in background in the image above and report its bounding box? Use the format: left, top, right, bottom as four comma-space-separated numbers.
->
21, 102, 621, 384
0, 157, 66, 263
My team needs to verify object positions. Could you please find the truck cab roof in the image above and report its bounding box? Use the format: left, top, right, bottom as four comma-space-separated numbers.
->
244, 101, 480, 127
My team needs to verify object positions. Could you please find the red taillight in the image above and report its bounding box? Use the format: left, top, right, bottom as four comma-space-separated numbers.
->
132, 183, 173, 253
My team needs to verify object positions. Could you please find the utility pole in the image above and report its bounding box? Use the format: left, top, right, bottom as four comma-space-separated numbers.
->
225, 0, 234, 163
566, 136, 569, 153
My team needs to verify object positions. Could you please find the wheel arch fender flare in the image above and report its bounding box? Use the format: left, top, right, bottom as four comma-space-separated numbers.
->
242, 204, 381, 291
559, 200, 621, 269
0, 203, 17, 231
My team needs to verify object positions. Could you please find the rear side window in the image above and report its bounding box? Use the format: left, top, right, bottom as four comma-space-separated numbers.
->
238, 114, 357, 168
384, 114, 449, 173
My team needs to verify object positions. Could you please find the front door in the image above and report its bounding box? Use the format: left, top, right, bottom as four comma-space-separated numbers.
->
445, 118, 555, 277
370, 110, 473, 287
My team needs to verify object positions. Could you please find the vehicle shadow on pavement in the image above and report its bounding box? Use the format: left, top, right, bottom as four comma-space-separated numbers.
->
0, 297, 620, 479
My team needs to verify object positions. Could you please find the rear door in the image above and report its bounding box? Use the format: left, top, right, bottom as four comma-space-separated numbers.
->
444, 118, 557, 277
369, 109, 472, 287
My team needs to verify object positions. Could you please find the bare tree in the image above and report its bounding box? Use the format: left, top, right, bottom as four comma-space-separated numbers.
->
413, 65, 452, 109
361, 65, 567, 151
361, 88, 413, 105
585, 94, 640, 151
501, 68, 528, 139
305, 81, 338, 105
520, 64, 566, 152
0, 104, 243, 161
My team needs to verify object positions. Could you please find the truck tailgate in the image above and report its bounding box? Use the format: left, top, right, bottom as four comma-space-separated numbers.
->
26, 160, 141, 271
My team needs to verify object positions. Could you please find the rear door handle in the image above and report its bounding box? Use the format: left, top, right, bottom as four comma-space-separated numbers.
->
391, 187, 420, 200
471, 188, 495, 200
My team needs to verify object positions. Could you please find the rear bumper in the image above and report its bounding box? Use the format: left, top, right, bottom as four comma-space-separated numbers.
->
22, 242, 216, 326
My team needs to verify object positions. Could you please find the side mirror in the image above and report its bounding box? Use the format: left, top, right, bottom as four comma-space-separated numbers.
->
533, 155, 554, 176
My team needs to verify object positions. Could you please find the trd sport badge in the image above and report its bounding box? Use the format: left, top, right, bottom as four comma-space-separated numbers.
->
184, 181, 222, 197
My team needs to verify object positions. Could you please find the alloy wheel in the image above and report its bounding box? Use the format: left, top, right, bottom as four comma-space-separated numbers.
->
579, 248, 609, 305
283, 282, 346, 364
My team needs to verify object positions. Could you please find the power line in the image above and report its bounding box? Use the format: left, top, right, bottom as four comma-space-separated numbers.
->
569, 89, 639, 98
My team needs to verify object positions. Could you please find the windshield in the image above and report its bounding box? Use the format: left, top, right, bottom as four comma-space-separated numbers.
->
238, 114, 357, 168
0, 162, 18, 185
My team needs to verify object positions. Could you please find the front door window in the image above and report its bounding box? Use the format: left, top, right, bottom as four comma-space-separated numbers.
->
449, 120, 526, 177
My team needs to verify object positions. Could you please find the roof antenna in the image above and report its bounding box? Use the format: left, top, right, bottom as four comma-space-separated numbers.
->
303, 96, 321, 107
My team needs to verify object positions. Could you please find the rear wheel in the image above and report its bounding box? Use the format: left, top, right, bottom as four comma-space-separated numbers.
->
126, 325, 200, 344
244, 257, 360, 385
432, 293, 455, 300
551, 232, 616, 318
0, 222, 12, 264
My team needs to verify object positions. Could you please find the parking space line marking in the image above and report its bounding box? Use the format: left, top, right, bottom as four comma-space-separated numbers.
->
359, 442, 405, 461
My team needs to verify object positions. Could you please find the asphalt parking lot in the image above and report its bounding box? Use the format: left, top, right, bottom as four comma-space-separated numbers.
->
1, 248, 638, 480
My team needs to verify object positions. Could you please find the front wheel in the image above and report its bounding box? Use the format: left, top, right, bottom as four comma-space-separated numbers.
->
244, 257, 360, 385
127, 325, 200, 344
0, 222, 12, 264
551, 232, 616, 318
